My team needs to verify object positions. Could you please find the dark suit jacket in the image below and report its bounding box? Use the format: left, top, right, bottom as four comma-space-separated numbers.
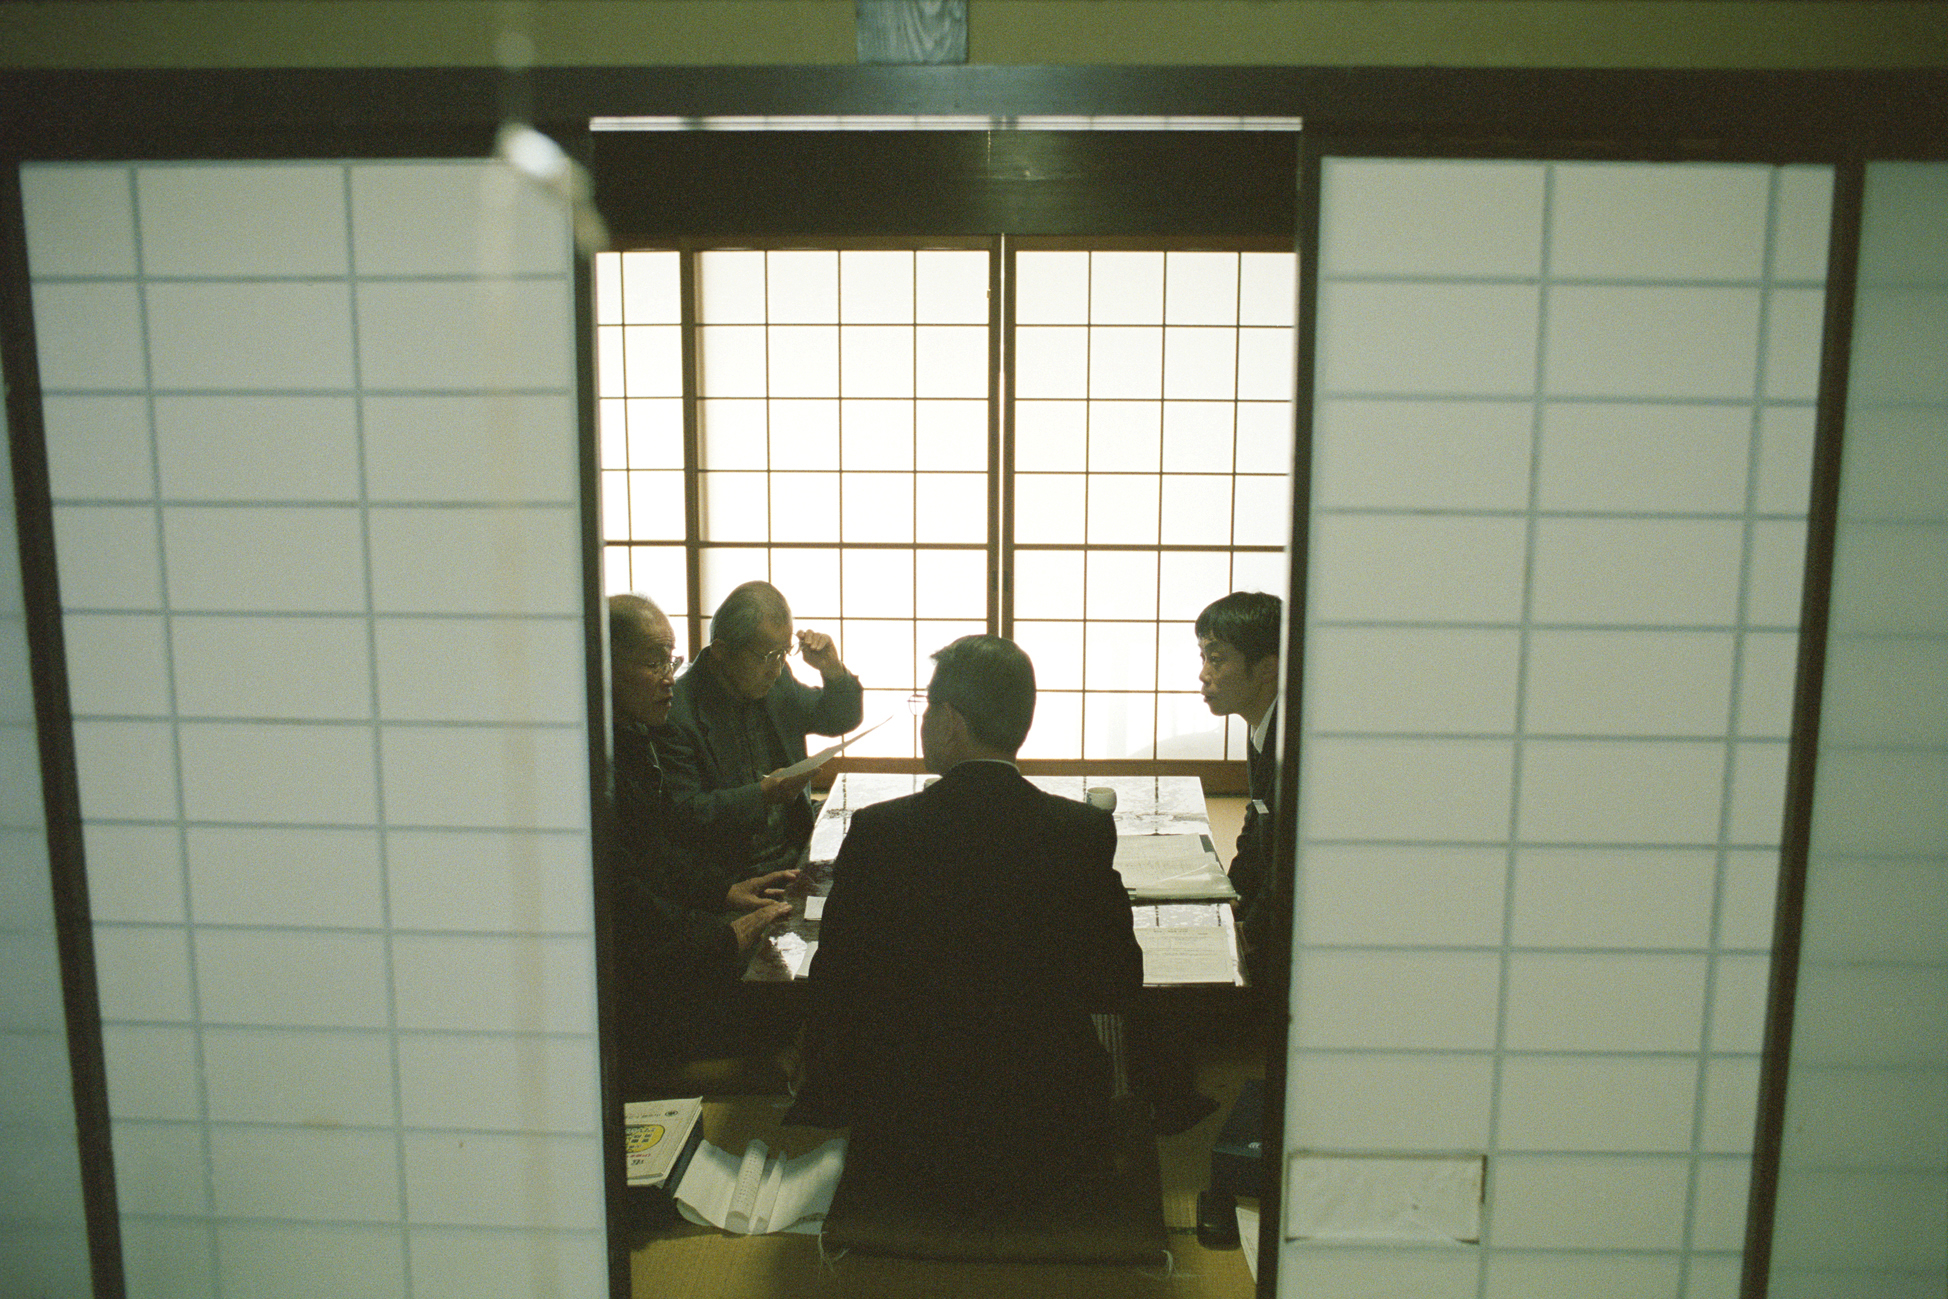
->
1237, 705, 1288, 992
658, 646, 863, 897
789, 761, 1144, 1197
609, 721, 739, 1063
1230, 711, 1276, 911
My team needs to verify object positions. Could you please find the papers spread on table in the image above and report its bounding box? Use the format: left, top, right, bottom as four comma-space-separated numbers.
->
772, 714, 892, 782
1114, 833, 1237, 900
624, 1097, 702, 1188
1131, 902, 1243, 985
675, 1136, 848, 1235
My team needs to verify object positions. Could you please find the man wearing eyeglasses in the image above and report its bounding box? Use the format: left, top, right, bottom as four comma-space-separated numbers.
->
608, 593, 800, 1067
660, 580, 863, 898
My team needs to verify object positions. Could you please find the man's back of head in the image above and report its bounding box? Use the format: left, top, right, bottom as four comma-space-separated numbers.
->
923, 635, 1036, 770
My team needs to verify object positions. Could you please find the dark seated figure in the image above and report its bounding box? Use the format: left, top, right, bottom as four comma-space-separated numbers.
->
607, 594, 796, 1079
786, 636, 1145, 1217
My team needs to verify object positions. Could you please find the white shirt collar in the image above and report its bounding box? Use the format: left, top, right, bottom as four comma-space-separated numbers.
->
954, 757, 1019, 770
1249, 697, 1278, 753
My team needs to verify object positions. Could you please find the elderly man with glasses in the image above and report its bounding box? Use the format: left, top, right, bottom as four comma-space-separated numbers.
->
659, 580, 863, 900
607, 592, 800, 1069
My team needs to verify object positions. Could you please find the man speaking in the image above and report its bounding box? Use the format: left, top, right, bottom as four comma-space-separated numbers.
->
660, 580, 862, 900
789, 635, 1144, 1210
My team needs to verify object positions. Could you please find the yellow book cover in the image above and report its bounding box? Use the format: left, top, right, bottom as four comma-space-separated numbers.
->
624, 1097, 702, 1187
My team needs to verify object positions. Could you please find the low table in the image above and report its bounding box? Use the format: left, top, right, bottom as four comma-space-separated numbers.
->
747, 772, 1244, 988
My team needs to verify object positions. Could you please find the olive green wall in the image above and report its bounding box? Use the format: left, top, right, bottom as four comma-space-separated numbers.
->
2, 0, 1945, 70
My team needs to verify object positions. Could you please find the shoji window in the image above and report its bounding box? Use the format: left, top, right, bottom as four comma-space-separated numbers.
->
1009, 247, 1293, 761
0, 370, 92, 1294
594, 250, 688, 621
1287, 159, 1830, 1298
594, 243, 1297, 765
596, 245, 993, 758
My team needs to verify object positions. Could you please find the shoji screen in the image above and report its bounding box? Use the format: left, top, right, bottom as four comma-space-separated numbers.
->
1287, 159, 1831, 1297
1767, 162, 1948, 1299
1010, 247, 1295, 762
21, 161, 604, 1298
0, 388, 94, 1292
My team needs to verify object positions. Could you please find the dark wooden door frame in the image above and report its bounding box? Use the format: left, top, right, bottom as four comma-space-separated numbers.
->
3, 63, 1944, 1299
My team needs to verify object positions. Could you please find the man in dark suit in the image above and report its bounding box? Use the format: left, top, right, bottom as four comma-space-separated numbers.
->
788, 635, 1144, 1209
659, 580, 863, 903
1195, 590, 1283, 986
606, 593, 798, 1068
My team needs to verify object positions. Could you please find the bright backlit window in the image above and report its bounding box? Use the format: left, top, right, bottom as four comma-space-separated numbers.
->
594, 244, 1295, 763
1010, 249, 1294, 761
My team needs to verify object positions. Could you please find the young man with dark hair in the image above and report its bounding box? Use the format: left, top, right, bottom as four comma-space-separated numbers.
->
789, 635, 1144, 1208
1196, 591, 1282, 915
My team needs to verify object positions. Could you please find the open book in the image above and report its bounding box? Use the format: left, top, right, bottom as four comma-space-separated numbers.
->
623, 1097, 703, 1188
675, 1137, 848, 1235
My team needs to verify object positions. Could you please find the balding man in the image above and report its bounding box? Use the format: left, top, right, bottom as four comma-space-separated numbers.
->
658, 580, 863, 898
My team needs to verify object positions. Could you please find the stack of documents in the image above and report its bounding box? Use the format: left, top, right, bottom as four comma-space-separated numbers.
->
1113, 834, 1237, 900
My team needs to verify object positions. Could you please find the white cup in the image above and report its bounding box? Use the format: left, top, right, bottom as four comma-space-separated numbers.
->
1085, 786, 1117, 812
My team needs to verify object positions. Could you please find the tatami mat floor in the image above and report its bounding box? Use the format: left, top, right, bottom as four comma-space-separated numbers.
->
632, 796, 1266, 1298
630, 1036, 1267, 1299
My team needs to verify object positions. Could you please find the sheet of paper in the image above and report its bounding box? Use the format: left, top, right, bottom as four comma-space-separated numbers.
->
751, 931, 815, 980
675, 1139, 763, 1232
771, 714, 891, 781
1135, 925, 1239, 984
674, 1136, 848, 1235
801, 894, 825, 921
1114, 834, 1237, 900
1113, 811, 1213, 836
1237, 1203, 1260, 1282
808, 809, 851, 864
765, 1139, 849, 1235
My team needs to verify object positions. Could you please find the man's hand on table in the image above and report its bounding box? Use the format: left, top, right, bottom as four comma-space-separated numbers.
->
726, 868, 799, 911
730, 901, 793, 952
